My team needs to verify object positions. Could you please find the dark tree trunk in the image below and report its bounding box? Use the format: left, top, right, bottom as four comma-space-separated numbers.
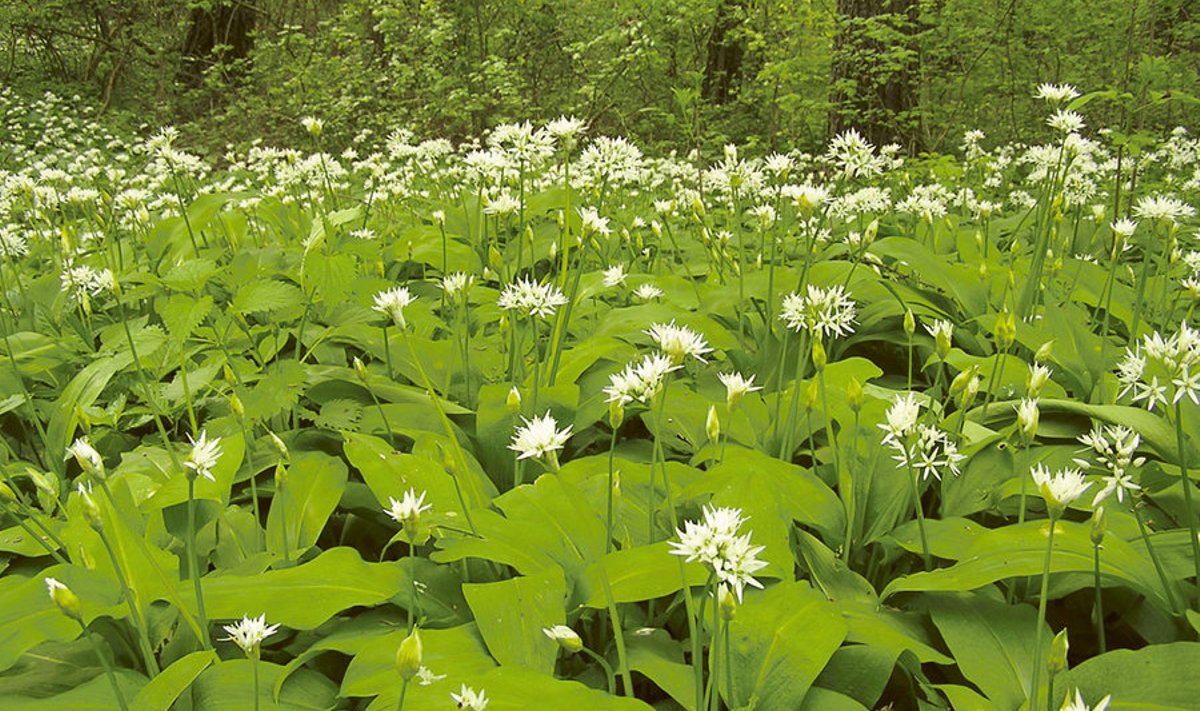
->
702, 0, 746, 105
180, 1, 255, 87
830, 0, 922, 151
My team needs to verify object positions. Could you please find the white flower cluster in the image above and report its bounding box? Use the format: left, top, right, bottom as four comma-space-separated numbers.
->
779, 284, 857, 339
604, 353, 680, 407
1031, 463, 1091, 512
508, 411, 572, 461
879, 394, 964, 481
669, 505, 768, 602
646, 321, 712, 364
497, 276, 568, 319
1115, 321, 1200, 411
372, 286, 416, 329
1075, 425, 1145, 506
185, 430, 222, 482
221, 614, 280, 655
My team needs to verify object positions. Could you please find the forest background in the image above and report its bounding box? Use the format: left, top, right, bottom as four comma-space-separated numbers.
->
3, 0, 1197, 156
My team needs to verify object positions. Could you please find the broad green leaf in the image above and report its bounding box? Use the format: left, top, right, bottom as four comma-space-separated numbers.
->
1054, 642, 1200, 710
266, 450, 348, 557
191, 659, 337, 710
725, 581, 848, 711
688, 446, 846, 575
341, 623, 496, 700
577, 542, 708, 607
882, 520, 1174, 612
938, 684, 1000, 711
181, 547, 405, 629
814, 645, 894, 708
928, 592, 1049, 711
368, 665, 655, 710
432, 475, 605, 600
463, 566, 566, 673
132, 650, 217, 711
1, 669, 146, 710
798, 688, 869, 711
0, 566, 124, 672
625, 629, 694, 710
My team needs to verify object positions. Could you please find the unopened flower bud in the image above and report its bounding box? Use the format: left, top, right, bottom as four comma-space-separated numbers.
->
45, 578, 83, 622
1034, 341, 1054, 363
811, 337, 827, 372
396, 629, 423, 681
353, 357, 368, 381
801, 380, 819, 412
718, 583, 737, 621
846, 377, 865, 414
78, 483, 103, 532
706, 406, 721, 446
506, 387, 522, 414
229, 392, 245, 418
543, 625, 583, 653
274, 463, 288, 489
1090, 506, 1107, 546
66, 438, 105, 480
1049, 629, 1069, 675
903, 309, 915, 336
609, 399, 625, 429
437, 443, 456, 476
268, 431, 290, 461
994, 311, 1016, 351
1016, 398, 1039, 445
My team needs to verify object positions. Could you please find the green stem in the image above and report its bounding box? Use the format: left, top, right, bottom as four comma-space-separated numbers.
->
1093, 542, 1106, 653
597, 556, 633, 696
607, 427, 619, 554
82, 623, 130, 711
1173, 400, 1200, 607
1133, 502, 1181, 614
253, 651, 261, 711
907, 461, 932, 571
408, 536, 420, 632
396, 678, 409, 711
580, 646, 616, 696
1029, 518, 1057, 711
186, 475, 210, 648
98, 530, 159, 675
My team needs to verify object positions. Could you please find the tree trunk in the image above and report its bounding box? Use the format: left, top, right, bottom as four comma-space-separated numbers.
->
702, 0, 747, 105
829, 0, 922, 151
180, 1, 256, 87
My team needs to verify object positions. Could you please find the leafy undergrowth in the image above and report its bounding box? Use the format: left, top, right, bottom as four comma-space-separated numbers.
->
2, 87, 1200, 710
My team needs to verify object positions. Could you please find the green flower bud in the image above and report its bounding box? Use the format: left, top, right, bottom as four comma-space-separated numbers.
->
543, 625, 583, 653
1049, 628, 1069, 676
609, 399, 625, 430
396, 629, 423, 681
846, 377, 865, 414
801, 380, 819, 412
718, 584, 738, 621
706, 405, 721, 446
1090, 506, 1107, 546
506, 387, 522, 414
45, 578, 83, 622
994, 311, 1016, 351
903, 309, 916, 336
811, 337, 827, 372
78, 483, 103, 533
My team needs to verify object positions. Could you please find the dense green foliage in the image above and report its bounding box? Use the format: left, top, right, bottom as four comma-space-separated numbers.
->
2, 0, 1198, 153
1, 81, 1199, 709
